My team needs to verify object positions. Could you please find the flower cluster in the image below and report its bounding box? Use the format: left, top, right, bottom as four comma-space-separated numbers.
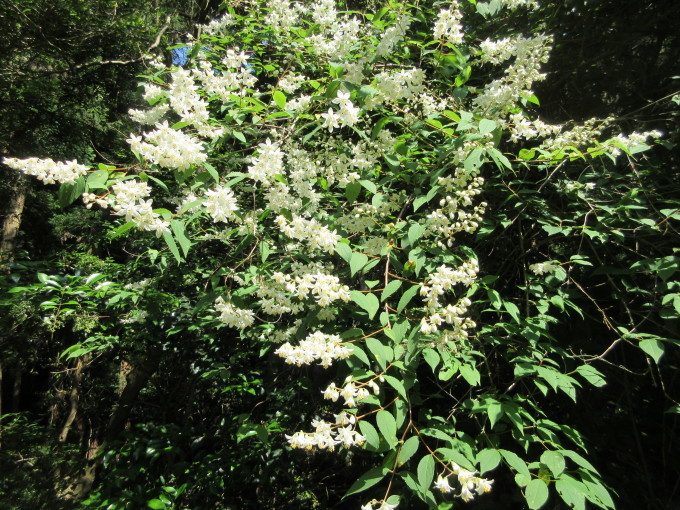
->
474, 34, 552, 117
434, 4, 465, 44
275, 331, 352, 367
285, 411, 366, 450
127, 121, 207, 170
420, 260, 480, 312
204, 185, 239, 223
529, 261, 559, 275
275, 214, 340, 252
322, 377, 380, 407
256, 262, 351, 315
214, 297, 255, 329
3, 157, 88, 185
248, 138, 285, 185
433, 464, 493, 502
84, 179, 171, 237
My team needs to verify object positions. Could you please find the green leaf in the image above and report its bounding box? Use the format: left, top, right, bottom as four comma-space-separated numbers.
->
556, 476, 586, 510
487, 401, 504, 428
487, 289, 502, 310
383, 374, 407, 400
359, 420, 380, 450
147, 499, 167, 509
382, 280, 402, 302
350, 291, 380, 319
503, 300, 521, 323
407, 223, 426, 247
412, 185, 441, 212
639, 338, 664, 364
397, 285, 420, 313
86, 170, 108, 190
479, 119, 497, 135
113, 221, 136, 238
58, 177, 86, 208
422, 348, 440, 372
459, 364, 481, 386
345, 182, 362, 204
576, 365, 606, 387
359, 179, 378, 194
365, 337, 387, 370
376, 410, 398, 446
501, 449, 531, 478
170, 219, 191, 257
541, 450, 565, 477
335, 242, 353, 263
477, 448, 501, 474
438, 447, 476, 471
163, 231, 182, 262
350, 252, 369, 277
525, 479, 549, 509
397, 436, 420, 467
417, 455, 435, 492
272, 90, 287, 109
343, 466, 387, 498
203, 162, 220, 182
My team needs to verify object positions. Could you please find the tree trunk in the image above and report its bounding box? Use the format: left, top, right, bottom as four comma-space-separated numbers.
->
11, 367, 21, 412
66, 348, 162, 500
0, 170, 28, 268
0, 360, 3, 449
58, 358, 85, 443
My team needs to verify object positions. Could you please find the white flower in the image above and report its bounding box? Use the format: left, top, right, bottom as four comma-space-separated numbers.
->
434, 474, 453, 493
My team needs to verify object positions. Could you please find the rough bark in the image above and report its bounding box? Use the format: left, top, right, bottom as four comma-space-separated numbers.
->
58, 359, 84, 443
0, 171, 28, 268
66, 348, 162, 501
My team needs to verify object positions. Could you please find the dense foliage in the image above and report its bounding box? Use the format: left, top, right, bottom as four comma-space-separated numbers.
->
1, 1, 678, 509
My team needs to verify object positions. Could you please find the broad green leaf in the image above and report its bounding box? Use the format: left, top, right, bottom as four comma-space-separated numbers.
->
639, 338, 664, 364
479, 118, 497, 135
576, 365, 606, 387
376, 410, 398, 446
147, 499, 166, 509
86, 170, 108, 190
501, 449, 531, 478
359, 420, 380, 450
382, 280, 403, 302
170, 219, 191, 257
350, 291, 380, 319
477, 448, 501, 474
350, 252, 369, 276
407, 223, 426, 247
487, 401, 504, 428
487, 288, 502, 310
272, 90, 287, 109
260, 241, 271, 263
556, 476, 586, 510
459, 364, 481, 386
397, 436, 420, 466
343, 466, 387, 498
383, 374, 407, 400
422, 348, 440, 372
163, 231, 182, 262
365, 337, 387, 370
335, 242, 353, 263
417, 454, 435, 492
345, 182, 362, 204
203, 162, 220, 182
503, 300, 521, 323
438, 448, 475, 471
540, 450, 565, 477
397, 285, 420, 313
525, 478, 549, 509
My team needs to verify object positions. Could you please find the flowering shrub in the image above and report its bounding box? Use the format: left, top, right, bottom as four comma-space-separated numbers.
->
4, 0, 668, 507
